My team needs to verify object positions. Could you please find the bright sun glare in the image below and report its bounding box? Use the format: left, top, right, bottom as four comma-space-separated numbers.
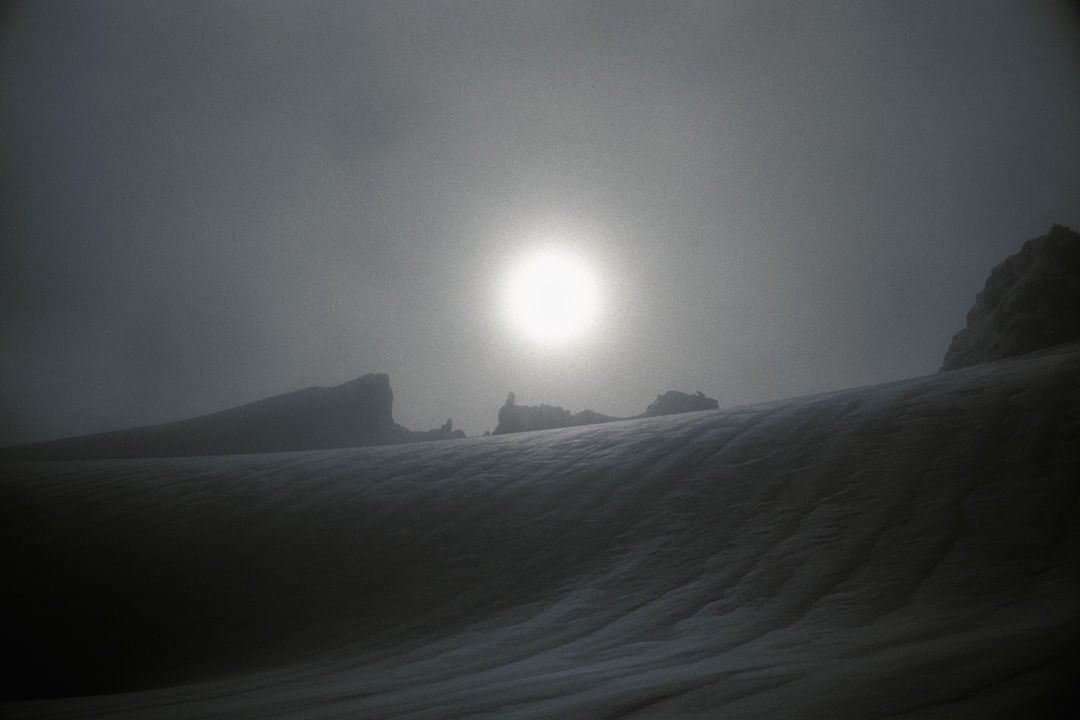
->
504, 248, 600, 345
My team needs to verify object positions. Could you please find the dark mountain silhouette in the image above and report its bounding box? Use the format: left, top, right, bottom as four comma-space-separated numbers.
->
0, 373, 461, 460
943, 223, 1080, 370
494, 392, 618, 435
493, 389, 718, 435
641, 390, 719, 417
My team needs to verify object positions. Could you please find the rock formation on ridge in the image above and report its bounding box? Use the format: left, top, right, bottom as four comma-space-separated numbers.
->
0, 372, 459, 460
412, 418, 466, 442
493, 389, 718, 435
942, 224, 1080, 370
642, 390, 720, 416
494, 392, 617, 435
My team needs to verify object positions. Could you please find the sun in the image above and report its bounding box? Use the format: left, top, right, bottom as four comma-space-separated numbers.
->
504, 247, 600, 344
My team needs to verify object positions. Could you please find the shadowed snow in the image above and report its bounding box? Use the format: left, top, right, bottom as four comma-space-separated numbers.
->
3, 347, 1079, 718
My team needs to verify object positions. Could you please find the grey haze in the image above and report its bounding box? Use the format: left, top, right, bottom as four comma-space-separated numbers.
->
3, 0, 1080, 443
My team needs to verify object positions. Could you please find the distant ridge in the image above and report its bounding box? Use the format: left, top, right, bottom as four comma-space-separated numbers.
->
0, 373, 461, 461
493, 389, 718, 435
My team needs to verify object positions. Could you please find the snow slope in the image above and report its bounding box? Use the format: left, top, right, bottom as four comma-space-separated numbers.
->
3, 347, 1079, 718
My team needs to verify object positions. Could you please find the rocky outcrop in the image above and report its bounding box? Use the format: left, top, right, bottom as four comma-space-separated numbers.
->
493, 393, 616, 435
0, 372, 457, 460
409, 418, 466, 442
942, 224, 1080, 370
493, 389, 718, 435
642, 390, 719, 417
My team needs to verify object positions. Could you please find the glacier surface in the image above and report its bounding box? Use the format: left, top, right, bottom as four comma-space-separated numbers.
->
3, 347, 1079, 718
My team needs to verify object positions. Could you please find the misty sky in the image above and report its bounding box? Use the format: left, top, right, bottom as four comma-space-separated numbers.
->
3, 1, 1080, 443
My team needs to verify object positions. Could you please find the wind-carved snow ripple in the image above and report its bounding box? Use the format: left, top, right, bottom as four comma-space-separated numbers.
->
3, 348, 1080, 719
